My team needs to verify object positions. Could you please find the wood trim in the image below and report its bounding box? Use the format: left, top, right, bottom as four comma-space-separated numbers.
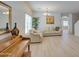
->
0, 1, 12, 30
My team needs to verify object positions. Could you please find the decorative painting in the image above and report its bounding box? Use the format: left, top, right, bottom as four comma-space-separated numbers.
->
46, 16, 54, 24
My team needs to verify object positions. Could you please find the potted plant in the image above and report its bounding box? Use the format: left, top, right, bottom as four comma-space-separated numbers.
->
32, 17, 39, 29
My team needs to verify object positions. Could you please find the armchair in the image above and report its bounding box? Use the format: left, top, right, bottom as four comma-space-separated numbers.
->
30, 29, 43, 43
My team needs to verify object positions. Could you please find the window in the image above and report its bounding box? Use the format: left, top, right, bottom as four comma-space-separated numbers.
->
63, 21, 69, 26
25, 14, 32, 34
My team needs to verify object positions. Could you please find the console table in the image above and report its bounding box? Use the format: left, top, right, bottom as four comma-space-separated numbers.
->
0, 35, 31, 57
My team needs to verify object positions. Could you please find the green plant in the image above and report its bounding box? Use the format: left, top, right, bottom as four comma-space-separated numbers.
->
32, 17, 39, 29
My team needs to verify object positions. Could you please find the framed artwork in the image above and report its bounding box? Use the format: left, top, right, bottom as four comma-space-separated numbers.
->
46, 16, 54, 24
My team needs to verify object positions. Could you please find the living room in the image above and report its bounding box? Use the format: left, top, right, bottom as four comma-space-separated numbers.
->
0, 0, 79, 58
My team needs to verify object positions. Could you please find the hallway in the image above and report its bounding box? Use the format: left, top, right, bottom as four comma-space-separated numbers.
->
31, 30, 79, 57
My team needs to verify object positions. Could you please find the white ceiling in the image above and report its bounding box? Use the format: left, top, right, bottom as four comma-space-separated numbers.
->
28, 1, 79, 13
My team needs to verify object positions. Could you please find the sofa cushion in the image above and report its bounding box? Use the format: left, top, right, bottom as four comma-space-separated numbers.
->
43, 28, 62, 36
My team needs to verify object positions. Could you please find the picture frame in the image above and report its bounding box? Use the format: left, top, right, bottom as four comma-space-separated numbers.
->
46, 16, 54, 24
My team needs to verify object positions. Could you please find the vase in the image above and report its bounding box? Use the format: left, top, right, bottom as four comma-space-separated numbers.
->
6, 23, 9, 32
11, 23, 19, 36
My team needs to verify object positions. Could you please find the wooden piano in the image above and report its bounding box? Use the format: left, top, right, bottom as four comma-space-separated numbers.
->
0, 33, 31, 57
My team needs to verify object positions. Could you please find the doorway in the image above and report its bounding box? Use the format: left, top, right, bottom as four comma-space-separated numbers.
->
63, 20, 69, 30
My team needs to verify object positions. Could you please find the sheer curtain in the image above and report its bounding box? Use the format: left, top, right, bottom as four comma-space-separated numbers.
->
25, 14, 32, 34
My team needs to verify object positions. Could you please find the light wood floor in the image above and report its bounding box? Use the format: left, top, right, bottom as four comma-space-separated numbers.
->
30, 30, 79, 57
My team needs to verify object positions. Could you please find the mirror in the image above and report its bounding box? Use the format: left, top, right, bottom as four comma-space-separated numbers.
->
0, 1, 12, 34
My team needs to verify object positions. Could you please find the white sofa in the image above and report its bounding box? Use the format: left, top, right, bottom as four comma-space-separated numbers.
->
43, 27, 62, 36
30, 29, 43, 43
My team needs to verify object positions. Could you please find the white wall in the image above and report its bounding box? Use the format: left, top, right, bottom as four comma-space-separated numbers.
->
68, 14, 73, 34
72, 13, 79, 34
72, 13, 79, 36
3, 1, 32, 36
33, 11, 62, 31
75, 20, 79, 36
